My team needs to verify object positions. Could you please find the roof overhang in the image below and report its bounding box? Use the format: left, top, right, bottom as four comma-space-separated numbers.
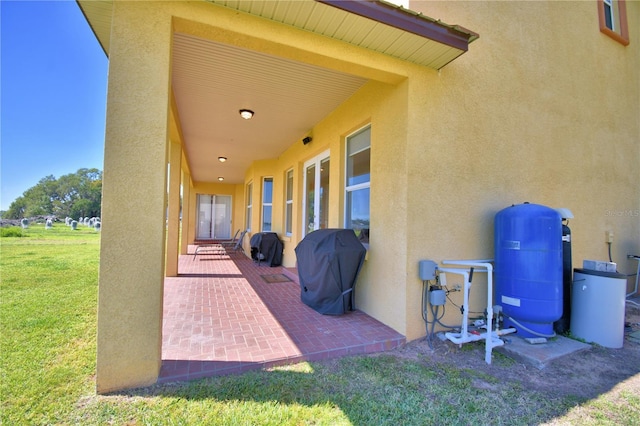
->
77, 0, 478, 69
76, 0, 479, 184
317, 0, 478, 53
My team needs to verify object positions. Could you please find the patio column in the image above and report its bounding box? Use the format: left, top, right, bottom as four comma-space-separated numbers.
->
96, 3, 172, 393
180, 169, 192, 255
166, 140, 182, 277
186, 178, 197, 247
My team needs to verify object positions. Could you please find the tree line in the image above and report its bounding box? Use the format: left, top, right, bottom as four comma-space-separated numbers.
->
3, 168, 102, 220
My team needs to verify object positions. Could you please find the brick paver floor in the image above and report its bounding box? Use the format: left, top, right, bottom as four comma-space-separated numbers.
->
159, 245, 405, 383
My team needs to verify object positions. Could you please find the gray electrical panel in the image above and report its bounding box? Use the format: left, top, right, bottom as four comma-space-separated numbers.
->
419, 260, 438, 281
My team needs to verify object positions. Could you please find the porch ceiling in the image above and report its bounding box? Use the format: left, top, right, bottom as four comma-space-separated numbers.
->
77, 0, 478, 185
172, 34, 368, 184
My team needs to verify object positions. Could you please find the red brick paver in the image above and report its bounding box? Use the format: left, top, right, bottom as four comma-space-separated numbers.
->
159, 246, 405, 383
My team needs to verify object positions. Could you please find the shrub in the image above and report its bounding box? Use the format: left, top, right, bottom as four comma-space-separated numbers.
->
1, 227, 26, 238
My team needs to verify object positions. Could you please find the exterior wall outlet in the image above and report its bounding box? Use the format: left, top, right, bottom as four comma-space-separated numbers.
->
606, 230, 614, 243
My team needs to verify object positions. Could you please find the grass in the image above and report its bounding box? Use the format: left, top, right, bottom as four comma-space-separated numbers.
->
1, 227, 26, 238
1, 224, 99, 424
1, 224, 639, 425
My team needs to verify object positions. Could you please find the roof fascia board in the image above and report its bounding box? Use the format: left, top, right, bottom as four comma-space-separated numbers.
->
315, 0, 476, 52
76, 0, 109, 56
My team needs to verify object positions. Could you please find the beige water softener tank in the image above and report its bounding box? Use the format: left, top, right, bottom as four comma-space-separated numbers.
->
570, 268, 627, 348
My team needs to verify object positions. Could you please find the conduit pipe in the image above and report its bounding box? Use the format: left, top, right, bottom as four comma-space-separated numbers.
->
440, 259, 516, 364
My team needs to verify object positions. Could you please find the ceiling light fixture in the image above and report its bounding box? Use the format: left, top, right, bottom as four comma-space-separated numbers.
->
239, 109, 254, 120
218, 177, 225, 182
218, 156, 227, 162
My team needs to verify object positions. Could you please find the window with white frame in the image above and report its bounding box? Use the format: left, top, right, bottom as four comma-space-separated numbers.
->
285, 169, 293, 236
345, 125, 370, 243
598, 0, 629, 45
262, 177, 273, 232
604, 0, 615, 30
246, 182, 252, 232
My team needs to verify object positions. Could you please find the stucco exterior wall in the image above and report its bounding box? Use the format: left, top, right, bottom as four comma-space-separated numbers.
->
244, 159, 279, 238
168, 1, 420, 337
180, 169, 192, 255
280, 79, 412, 335
401, 0, 640, 336
96, 0, 638, 391
234, 75, 414, 336
96, 2, 173, 393
166, 140, 182, 276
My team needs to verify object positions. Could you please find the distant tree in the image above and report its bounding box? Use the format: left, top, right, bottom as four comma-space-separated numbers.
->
5, 197, 27, 219
69, 198, 94, 220
4, 169, 102, 219
21, 175, 57, 217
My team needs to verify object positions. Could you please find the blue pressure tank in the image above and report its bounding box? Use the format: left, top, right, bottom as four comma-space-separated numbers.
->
495, 203, 563, 338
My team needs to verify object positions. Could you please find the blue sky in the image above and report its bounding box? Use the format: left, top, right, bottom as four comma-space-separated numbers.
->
1, 0, 108, 211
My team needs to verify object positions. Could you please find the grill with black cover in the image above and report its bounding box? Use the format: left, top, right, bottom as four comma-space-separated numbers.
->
294, 229, 367, 315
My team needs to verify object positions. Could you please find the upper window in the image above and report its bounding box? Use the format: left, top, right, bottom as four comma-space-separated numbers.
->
345, 125, 370, 243
598, 0, 629, 46
284, 169, 293, 236
262, 177, 273, 232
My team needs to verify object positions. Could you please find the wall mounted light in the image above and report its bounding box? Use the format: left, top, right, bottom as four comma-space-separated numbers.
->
239, 109, 254, 120
218, 177, 225, 182
218, 156, 227, 162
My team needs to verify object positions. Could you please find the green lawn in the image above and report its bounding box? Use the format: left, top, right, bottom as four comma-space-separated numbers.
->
1, 224, 99, 424
1, 224, 638, 425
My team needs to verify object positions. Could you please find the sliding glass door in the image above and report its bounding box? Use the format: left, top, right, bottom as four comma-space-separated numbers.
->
196, 194, 232, 240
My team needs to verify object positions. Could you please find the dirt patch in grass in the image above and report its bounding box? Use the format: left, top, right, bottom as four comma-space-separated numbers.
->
392, 302, 640, 401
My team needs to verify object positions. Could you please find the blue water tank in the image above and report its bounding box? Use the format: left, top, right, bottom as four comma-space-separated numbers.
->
495, 203, 563, 338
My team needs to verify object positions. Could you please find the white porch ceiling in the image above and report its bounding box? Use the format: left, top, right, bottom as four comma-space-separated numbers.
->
172, 33, 368, 184
77, 0, 477, 185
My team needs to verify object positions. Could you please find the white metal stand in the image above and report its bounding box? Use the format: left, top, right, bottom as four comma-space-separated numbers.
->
440, 259, 516, 364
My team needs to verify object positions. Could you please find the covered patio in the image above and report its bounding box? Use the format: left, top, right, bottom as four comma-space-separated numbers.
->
82, 0, 479, 392
160, 248, 405, 383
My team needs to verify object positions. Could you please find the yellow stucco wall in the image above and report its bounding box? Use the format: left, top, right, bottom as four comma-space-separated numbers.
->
401, 0, 640, 338
97, 0, 638, 391
180, 169, 192, 255
96, 2, 173, 393
256, 78, 413, 335
217, 0, 639, 340
166, 140, 182, 277
166, 2, 435, 341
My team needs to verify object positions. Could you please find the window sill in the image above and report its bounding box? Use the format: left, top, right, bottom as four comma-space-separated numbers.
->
600, 27, 630, 46
597, 0, 629, 46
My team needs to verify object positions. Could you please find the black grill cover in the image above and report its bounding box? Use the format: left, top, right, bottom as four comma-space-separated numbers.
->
250, 232, 283, 266
294, 229, 367, 315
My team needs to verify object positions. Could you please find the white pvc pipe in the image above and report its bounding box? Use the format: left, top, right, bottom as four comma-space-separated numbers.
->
438, 268, 471, 338
441, 259, 515, 364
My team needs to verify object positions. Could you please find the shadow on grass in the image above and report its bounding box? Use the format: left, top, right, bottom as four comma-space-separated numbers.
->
102, 351, 621, 425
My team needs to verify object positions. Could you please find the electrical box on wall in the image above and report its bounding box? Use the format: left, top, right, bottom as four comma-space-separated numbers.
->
606, 230, 614, 243
419, 260, 438, 281
429, 289, 446, 306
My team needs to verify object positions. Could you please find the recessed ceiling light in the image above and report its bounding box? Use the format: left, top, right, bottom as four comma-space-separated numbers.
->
218, 156, 227, 162
218, 177, 224, 182
239, 109, 254, 120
